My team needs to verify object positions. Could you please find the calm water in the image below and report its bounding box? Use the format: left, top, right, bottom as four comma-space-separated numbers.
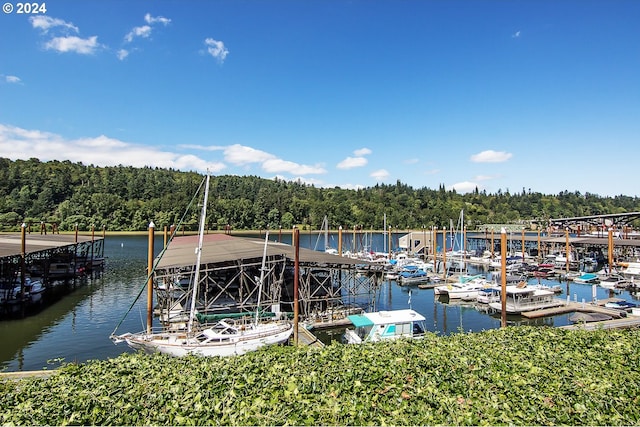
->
1, 232, 637, 372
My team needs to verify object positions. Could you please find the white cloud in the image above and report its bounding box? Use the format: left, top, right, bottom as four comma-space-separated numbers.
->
0, 124, 225, 173
122, 13, 171, 49
204, 38, 229, 63
338, 183, 365, 190
29, 16, 78, 34
224, 144, 274, 165
4, 75, 21, 84
221, 144, 325, 175
125, 25, 152, 43
179, 143, 226, 151
144, 13, 171, 26
404, 158, 419, 164
263, 158, 325, 175
474, 174, 498, 182
449, 181, 481, 194
370, 169, 390, 181
337, 156, 367, 169
353, 147, 372, 156
44, 36, 101, 54
512, 30, 521, 38
116, 49, 129, 60
470, 150, 512, 163
29, 16, 99, 55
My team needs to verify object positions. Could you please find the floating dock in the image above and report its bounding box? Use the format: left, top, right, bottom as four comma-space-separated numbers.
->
561, 316, 640, 330
295, 324, 325, 348
520, 299, 627, 319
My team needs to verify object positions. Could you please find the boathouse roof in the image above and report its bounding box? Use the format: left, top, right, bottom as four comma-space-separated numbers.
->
156, 234, 373, 269
0, 234, 100, 258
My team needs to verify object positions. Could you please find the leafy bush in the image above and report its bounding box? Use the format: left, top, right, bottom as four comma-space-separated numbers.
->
1, 326, 639, 425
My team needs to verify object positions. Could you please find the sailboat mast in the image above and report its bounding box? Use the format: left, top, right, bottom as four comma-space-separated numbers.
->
460, 209, 464, 252
187, 174, 210, 333
324, 216, 328, 250
255, 230, 269, 326
383, 212, 387, 253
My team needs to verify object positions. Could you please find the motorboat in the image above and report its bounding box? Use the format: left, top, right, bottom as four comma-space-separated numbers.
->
397, 265, 430, 285
434, 274, 486, 298
572, 273, 599, 284
598, 275, 628, 290
343, 309, 427, 344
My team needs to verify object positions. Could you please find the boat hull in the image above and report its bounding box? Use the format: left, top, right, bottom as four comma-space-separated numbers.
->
121, 322, 293, 357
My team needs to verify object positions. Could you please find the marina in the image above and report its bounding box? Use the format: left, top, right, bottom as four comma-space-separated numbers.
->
2, 219, 640, 372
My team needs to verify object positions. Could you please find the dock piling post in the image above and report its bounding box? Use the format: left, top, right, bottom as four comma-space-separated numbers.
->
500, 227, 507, 328
147, 221, 155, 334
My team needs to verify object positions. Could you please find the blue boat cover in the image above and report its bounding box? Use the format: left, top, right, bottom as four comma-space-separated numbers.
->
348, 314, 374, 328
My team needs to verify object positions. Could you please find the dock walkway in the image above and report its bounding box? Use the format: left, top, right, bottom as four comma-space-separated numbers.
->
561, 316, 640, 330
521, 299, 627, 319
295, 324, 325, 348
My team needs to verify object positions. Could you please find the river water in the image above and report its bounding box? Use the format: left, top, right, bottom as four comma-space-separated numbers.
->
1, 232, 637, 372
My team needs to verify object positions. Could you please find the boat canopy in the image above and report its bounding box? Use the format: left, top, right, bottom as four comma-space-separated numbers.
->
348, 314, 375, 328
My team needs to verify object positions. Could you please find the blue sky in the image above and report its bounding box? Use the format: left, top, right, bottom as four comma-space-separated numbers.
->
1, 1, 639, 197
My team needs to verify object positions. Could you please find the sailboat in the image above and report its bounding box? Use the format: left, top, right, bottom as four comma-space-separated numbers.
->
446, 209, 468, 273
112, 175, 293, 357
315, 215, 337, 254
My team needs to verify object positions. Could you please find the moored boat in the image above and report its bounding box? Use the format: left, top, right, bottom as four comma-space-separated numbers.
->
598, 274, 628, 290
434, 274, 486, 297
398, 265, 430, 285
604, 300, 637, 310
488, 285, 564, 314
343, 309, 427, 344
572, 272, 599, 284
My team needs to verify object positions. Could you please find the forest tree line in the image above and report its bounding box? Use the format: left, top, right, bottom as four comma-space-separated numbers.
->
1, 157, 639, 232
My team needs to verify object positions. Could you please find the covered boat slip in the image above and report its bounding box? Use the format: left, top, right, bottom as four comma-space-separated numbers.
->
0, 233, 101, 258
0, 233, 104, 282
152, 233, 383, 326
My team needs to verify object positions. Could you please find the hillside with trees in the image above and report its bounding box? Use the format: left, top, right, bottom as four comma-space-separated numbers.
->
1, 157, 639, 232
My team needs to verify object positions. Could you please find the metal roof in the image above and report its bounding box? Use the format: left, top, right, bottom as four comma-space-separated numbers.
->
0, 233, 100, 258
156, 233, 373, 269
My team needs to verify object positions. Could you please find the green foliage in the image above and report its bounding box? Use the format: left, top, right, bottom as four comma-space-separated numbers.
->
1, 158, 639, 232
1, 327, 639, 425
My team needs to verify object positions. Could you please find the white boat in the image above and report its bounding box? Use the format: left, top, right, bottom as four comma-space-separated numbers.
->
113, 175, 293, 357
0, 276, 45, 306
343, 309, 427, 344
598, 274, 628, 290
25, 278, 46, 303
476, 287, 499, 304
434, 274, 486, 297
434, 277, 488, 300
621, 262, 640, 281
488, 285, 564, 314
119, 317, 294, 357
572, 272, 599, 284
397, 265, 430, 285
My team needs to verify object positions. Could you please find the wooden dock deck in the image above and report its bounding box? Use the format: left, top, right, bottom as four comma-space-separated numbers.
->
295, 325, 325, 348
521, 299, 627, 319
561, 316, 640, 330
